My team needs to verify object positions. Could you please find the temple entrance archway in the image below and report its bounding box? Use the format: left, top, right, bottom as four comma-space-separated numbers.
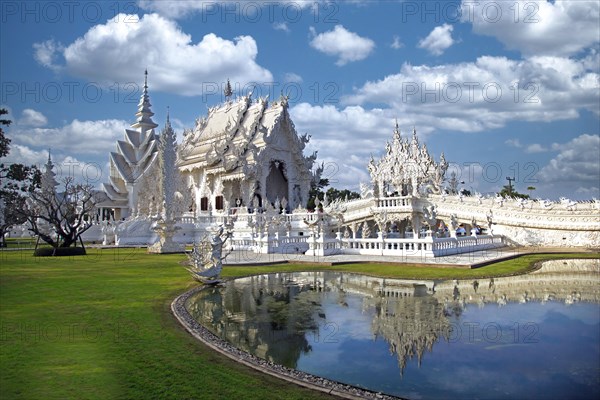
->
266, 160, 288, 205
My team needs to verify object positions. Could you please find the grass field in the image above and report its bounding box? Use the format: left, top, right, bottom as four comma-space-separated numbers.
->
1, 248, 598, 399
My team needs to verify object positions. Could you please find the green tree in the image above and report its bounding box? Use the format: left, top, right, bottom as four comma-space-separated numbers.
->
306, 178, 360, 211
498, 185, 530, 199
307, 177, 329, 211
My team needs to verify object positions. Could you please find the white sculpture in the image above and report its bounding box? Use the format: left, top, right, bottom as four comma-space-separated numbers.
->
367, 124, 448, 198
148, 113, 185, 254
185, 225, 232, 284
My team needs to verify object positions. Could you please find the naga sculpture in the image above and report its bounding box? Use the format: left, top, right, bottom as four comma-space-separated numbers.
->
185, 225, 232, 284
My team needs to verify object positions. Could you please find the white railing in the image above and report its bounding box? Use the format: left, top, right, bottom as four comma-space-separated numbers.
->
342, 237, 434, 257
229, 235, 309, 254
431, 235, 505, 256
375, 196, 413, 209
339, 234, 505, 257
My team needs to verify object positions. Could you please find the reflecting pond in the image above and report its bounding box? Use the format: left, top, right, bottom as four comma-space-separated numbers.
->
185, 260, 600, 399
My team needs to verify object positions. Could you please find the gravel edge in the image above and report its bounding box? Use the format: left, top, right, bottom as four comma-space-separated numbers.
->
171, 284, 404, 400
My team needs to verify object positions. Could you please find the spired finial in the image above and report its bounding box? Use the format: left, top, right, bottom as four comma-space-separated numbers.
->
144, 69, 148, 89
393, 118, 400, 139
166, 106, 170, 123
224, 79, 233, 100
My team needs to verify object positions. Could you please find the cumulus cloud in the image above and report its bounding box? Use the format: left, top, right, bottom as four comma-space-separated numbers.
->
524, 143, 548, 153
283, 72, 303, 83
505, 139, 522, 148
4, 118, 131, 186
19, 109, 48, 127
462, 0, 600, 57
9, 119, 129, 156
2, 145, 50, 167
33, 39, 64, 72
309, 25, 375, 66
273, 22, 290, 33
539, 134, 600, 183
290, 103, 435, 190
343, 55, 599, 132
536, 134, 600, 199
33, 13, 272, 96
1, 146, 106, 184
391, 35, 404, 50
138, 0, 313, 19
418, 24, 455, 56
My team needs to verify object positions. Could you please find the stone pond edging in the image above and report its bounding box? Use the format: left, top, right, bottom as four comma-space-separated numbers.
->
171, 284, 404, 400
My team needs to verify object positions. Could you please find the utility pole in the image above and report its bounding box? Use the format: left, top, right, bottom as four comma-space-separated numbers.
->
506, 176, 515, 197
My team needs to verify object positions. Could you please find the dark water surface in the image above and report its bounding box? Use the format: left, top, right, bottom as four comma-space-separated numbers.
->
186, 261, 600, 399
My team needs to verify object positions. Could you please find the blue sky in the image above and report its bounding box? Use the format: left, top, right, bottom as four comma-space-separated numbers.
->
1, 0, 599, 199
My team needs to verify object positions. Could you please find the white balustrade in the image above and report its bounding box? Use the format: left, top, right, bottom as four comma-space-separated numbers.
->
375, 196, 413, 209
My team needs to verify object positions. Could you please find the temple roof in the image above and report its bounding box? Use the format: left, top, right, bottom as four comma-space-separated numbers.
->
102, 71, 160, 209
178, 94, 301, 171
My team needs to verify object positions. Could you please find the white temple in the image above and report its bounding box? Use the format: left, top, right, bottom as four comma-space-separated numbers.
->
83, 73, 599, 254
178, 88, 316, 214
101, 70, 159, 220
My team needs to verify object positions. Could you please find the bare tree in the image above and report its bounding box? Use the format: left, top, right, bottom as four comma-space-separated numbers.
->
20, 176, 102, 254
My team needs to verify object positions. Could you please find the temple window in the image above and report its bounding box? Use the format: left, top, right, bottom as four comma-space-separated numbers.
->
215, 195, 224, 210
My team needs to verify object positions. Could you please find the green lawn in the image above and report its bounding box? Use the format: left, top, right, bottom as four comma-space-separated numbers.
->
1, 248, 598, 399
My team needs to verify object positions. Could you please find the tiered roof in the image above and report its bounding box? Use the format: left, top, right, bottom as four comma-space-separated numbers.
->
178, 94, 311, 178
103, 71, 159, 206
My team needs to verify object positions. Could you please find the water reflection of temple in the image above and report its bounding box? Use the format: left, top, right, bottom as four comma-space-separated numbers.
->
186, 274, 323, 367
185, 260, 599, 376
433, 259, 600, 308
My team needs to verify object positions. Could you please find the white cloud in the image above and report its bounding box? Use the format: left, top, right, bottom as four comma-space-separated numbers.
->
10, 119, 129, 156
537, 134, 600, 199
309, 25, 375, 66
19, 109, 48, 127
505, 139, 522, 148
2, 145, 50, 167
539, 134, 600, 182
343, 55, 599, 132
273, 22, 290, 33
137, 0, 314, 19
418, 24, 455, 56
524, 143, 548, 153
462, 0, 600, 57
34, 13, 273, 96
391, 35, 404, 50
506, 139, 553, 153
283, 72, 303, 83
290, 103, 436, 190
33, 39, 64, 72
1, 146, 106, 185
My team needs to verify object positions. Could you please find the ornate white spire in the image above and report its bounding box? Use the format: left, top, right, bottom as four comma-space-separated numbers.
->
369, 125, 448, 196
158, 108, 178, 220
102, 71, 161, 217
224, 79, 233, 101
41, 149, 58, 195
132, 69, 158, 132
393, 119, 401, 141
